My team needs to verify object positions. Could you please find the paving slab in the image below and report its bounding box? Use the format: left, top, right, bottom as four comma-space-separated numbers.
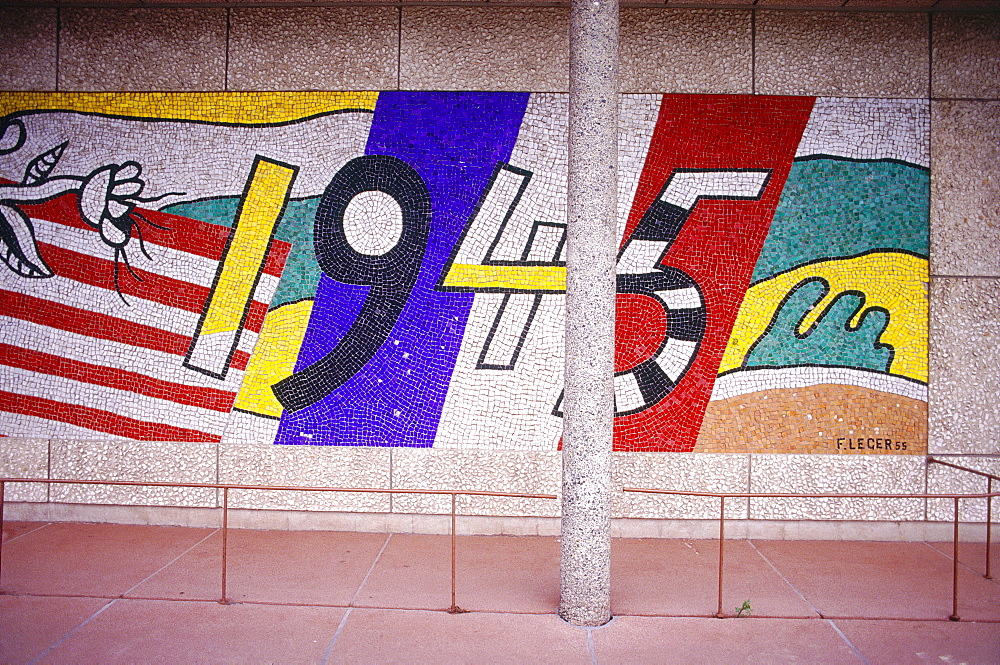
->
835, 618, 1000, 665
0, 594, 110, 664
453, 535, 560, 614
924, 539, 1000, 580
592, 615, 862, 663
128, 528, 388, 605
0, 523, 213, 597
37, 597, 345, 664
0, 521, 50, 543
751, 540, 1000, 621
327, 607, 590, 664
611, 538, 817, 618
353, 533, 456, 610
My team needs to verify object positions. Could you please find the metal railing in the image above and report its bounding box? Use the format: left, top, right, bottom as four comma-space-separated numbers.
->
927, 456, 1000, 580
0, 478, 556, 613
3, 474, 997, 621
622, 486, 1000, 621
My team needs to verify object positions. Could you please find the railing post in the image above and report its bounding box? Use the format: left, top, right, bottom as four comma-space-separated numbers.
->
716, 495, 726, 618
448, 492, 460, 614
950, 496, 960, 621
986, 478, 993, 580
221, 486, 229, 605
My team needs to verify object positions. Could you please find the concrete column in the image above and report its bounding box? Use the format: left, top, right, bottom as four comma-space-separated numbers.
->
559, 0, 619, 628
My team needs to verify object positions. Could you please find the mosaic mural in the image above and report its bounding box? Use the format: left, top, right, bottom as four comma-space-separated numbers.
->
0, 92, 928, 454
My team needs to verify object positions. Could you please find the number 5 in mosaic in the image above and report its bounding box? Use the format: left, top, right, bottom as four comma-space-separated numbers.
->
0, 92, 928, 455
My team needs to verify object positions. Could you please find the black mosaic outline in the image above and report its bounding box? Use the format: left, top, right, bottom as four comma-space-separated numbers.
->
233, 406, 281, 421
272, 154, 431, 413
183, 154, 299, 381
1, 107, 374, 130
794, 153, 931, 173
748, 248, 929, 288
436, 161, 554, 294
611, 268, 706, 417
618, 167, 773, 269
476, 293, 543, 371
736, 275, 899, 379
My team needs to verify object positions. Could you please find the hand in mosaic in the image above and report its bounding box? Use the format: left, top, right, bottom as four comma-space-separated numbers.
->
0, 125, 179, 301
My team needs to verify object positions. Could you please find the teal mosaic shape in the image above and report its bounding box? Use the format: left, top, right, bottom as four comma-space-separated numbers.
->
163, 196, 322, 307
752, 158, 929, 283
743, 278, 893, 374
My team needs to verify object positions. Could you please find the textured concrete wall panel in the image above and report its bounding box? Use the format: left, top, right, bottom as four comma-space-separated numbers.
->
620, 9, 751, 94
930, 101, 1000, 277
218, 444, 390, 512
400, 8, 569, 91
0, 8, 56, 91
748, 454, 925, 520
229, 8, 398, 91
0, 437, 48, 502
613, 453, 749, 519
60, 8, 226, 92
926, 456, 1000, 522
929, 278, 1000, 454
756, 11, 929, 97
932, 13, 1000, 99
49, 439, 217, 507
391, 449, 561, 517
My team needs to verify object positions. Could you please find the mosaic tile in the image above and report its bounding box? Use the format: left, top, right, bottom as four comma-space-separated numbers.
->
0, 92, 928, 460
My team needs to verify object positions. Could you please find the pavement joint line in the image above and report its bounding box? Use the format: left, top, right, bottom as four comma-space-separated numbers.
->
746, 540, 824, 618
747, 540, 868, 663
120, 528, 222, 599
921, 540, 1000, 588
586, 625, 598, 664
349, 532, 393, 608
27, 597, 117, 664
24, 528, 222, 663
824, 619, 870, 665
1, 521, 53, 545
320, 606, 353, 664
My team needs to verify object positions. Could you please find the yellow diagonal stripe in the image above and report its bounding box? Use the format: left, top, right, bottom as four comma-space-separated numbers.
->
234, 300, 314, 419
201, 158, 296, 336
441, 264, 567, 292
0, 92, 377, 125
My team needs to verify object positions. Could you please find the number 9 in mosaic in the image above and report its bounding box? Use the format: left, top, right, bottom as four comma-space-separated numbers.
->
272, 155, 431, 413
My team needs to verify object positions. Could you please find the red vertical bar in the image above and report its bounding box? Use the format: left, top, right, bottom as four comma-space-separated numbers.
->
614, 95, 815, 452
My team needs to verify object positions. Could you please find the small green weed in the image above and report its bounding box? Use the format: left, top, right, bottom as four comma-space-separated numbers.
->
735, 600, 752, 617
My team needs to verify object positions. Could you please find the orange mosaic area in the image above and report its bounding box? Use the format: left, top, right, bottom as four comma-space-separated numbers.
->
695, 384, 927, 455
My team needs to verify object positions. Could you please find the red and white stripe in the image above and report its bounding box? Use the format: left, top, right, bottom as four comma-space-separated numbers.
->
0, 193, 289, 442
